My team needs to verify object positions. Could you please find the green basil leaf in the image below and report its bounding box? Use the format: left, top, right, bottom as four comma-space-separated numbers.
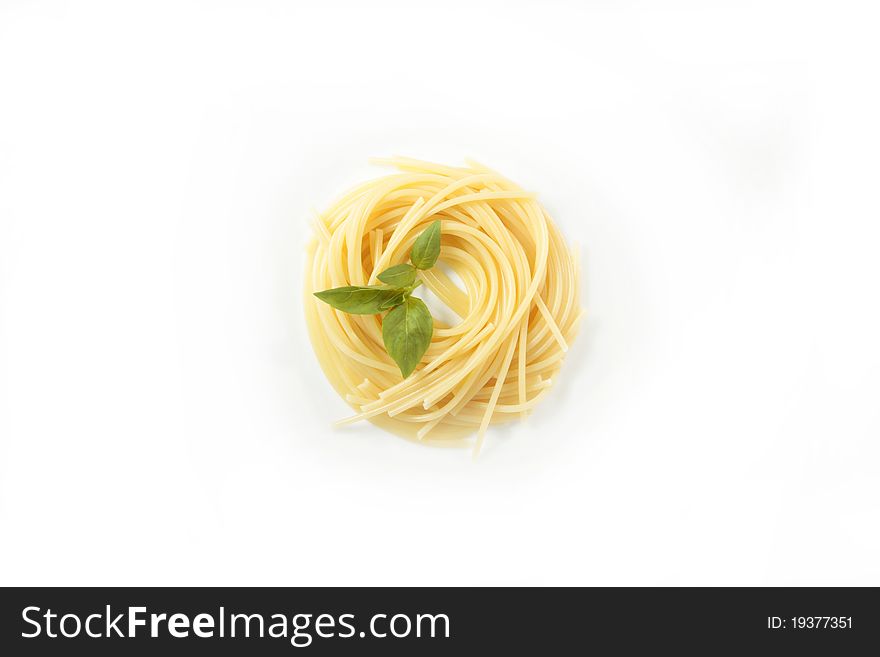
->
377, 263, 417, 287
377, 291, 407, 310
314, 285, 404, 315
409, 220, 441, 270
382, 296, 433, 378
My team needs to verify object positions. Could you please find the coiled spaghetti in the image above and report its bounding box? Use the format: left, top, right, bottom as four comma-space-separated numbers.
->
304, 157, 582, 453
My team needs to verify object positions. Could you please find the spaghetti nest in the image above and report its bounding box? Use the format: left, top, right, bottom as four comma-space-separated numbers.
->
304, 158, 582, 452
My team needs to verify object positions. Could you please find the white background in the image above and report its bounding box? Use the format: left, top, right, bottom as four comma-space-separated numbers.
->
1, 1, 878, 586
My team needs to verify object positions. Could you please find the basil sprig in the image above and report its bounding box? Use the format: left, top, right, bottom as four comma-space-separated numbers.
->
314, 220, 442, 378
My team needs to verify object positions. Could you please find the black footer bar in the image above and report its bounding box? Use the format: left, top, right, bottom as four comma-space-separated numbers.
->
1, 587, 876, 654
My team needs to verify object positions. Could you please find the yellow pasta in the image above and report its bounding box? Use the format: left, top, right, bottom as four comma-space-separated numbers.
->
304, 157, 583, 453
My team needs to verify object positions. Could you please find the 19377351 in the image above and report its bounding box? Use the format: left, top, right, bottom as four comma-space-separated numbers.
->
767, 617, 852, 629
